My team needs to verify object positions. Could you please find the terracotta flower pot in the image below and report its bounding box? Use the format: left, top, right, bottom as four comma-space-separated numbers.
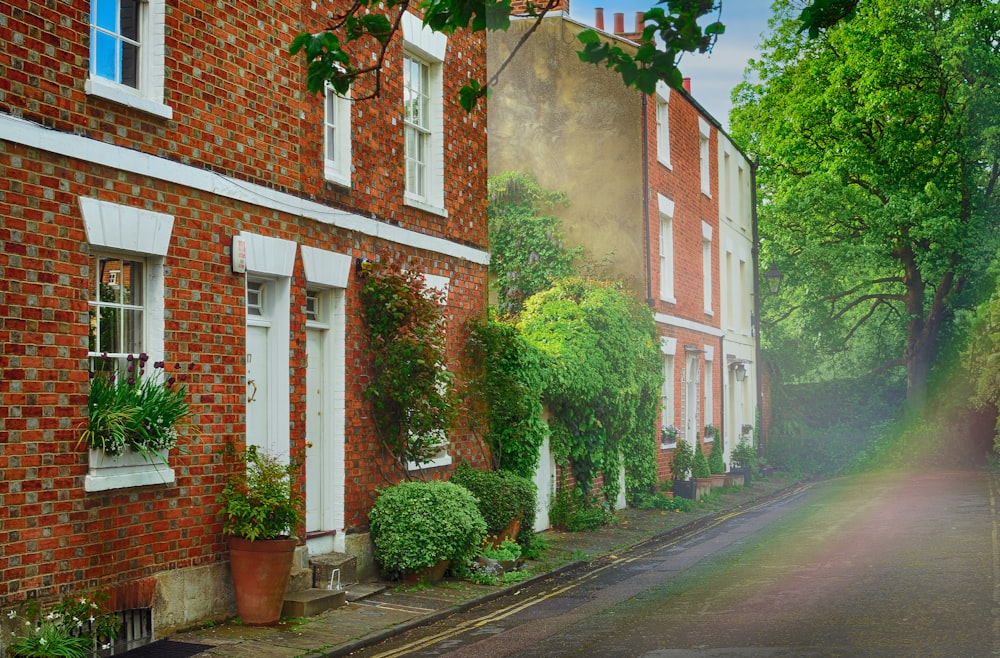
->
228, 536, 297, 626
403, 559, 450, 585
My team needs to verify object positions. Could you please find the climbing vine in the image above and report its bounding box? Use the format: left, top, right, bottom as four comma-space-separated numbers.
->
360, 258, 454, 471
464, 316, 549, 478
487, 172, 581, 317
518, 278, 662, 503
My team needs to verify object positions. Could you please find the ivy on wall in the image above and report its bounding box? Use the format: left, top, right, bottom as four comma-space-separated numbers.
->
360, 258, 454, 472
464, 316, 549, 479
518, 278, 662, 503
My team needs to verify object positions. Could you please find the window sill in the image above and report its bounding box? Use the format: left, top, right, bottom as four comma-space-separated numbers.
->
404, 194, 448, 218
661, 442, 678, 450
324, 167, 352, 188
84, 448, 175, 492
406, 451, 453, 471
657, 158, 672, 170
659, 296, 677, 305
85, 77, 174, 120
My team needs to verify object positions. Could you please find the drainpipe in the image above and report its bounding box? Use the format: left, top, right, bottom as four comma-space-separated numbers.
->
750, 156, 764, 454
641, 76, 652, 306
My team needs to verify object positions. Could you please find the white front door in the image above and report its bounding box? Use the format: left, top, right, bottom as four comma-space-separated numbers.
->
246, 324, 269, 453
305, 327, 324, 533
685, 355, 700, 444
533, 434, 556, 532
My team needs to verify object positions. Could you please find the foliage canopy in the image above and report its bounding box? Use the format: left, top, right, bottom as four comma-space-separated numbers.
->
518, 277, 662, 504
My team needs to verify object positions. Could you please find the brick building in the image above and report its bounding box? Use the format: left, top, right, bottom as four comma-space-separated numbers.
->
488, 5, 759, 489
0, 0, 488, 643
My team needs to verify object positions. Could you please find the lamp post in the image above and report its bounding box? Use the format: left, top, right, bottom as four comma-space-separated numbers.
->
764, 263, 783, 294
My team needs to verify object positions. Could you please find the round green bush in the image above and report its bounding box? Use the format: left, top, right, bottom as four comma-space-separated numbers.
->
369, 480, 487, 574
449, 462, 536, 539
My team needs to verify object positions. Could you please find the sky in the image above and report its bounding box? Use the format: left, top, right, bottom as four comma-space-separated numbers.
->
568, 0, 775, 131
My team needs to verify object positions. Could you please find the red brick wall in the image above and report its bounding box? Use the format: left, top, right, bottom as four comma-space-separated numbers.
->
645, 89, 724, 483
0, 0, 488, 611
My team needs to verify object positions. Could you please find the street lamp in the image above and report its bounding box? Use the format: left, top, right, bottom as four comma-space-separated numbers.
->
764, 263, 783, 294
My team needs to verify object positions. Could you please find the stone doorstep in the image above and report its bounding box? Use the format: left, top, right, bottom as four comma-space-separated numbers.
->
282, 588, 346, 618
344, 581, 389, 603
286, 566, 313, 595
310, 552, 358, 589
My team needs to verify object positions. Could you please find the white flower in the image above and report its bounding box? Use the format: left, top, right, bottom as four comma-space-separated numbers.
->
39, 637, 47, 646
89, 615, 96, 623
6, 610, 15, 619
45, 612, 56, 620
80, 597, 88, 605
102, 643, 112, 650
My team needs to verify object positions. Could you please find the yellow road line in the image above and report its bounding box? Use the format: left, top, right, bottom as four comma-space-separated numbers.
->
367, 483, 814, 658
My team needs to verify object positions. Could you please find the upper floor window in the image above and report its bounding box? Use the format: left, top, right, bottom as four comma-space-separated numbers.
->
87, 0, 172, 119
402, 12, 446, 216
658, 194, 676, 304
655, 84, 671, 168
404, 54, 431, 199
699, 118, 712, 197
324, 84, 352, 186
702, 222, 713, 315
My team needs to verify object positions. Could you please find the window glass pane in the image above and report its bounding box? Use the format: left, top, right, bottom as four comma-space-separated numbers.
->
305, 291, 319, 322
93, 32, 118, 80
120, 0, 139, 41
99, 306, 121, 353
122, 41, 138, 87
94, 0, 118, 31
122, 260, 143, 305
122, 308, 143, 354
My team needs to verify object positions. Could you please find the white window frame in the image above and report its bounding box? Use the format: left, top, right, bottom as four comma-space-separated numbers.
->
655, 82, 671, 169
86, 0, 172, 119
702, 221, 713, 315
699, 117, 712, 197
703, 345, 714, 438
402, 12, 447, 216
79, 197, 174, 491
658, 194, 676, 304
660, 337, 677, 449
406, 273, 453, 471
323, 84, 353, 187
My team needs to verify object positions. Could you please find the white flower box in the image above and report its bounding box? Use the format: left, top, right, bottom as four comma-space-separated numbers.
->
84, 448, 175, 492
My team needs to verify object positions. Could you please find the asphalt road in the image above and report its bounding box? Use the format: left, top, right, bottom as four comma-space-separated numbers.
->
348, 470, 998, 658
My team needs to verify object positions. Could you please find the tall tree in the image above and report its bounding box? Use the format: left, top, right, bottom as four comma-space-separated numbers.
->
732, 0, 1000, 407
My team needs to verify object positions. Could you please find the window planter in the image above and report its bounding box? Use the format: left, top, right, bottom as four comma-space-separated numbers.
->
84, 447, 175, 492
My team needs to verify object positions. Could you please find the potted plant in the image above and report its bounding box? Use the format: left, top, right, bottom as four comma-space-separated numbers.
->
660, 424, 679, 445
369, 480, 487, 584
669, 439, 696, 499
449, 463, 536, 547
692, 440, 713, 498
730, 436, 758, 486
708, 435, 727, 486
79, 354, 195, 490
219, 446, 303, 626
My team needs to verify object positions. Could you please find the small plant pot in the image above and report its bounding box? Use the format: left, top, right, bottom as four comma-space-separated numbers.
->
671, 479, 697, 500
403, 559, 450, 585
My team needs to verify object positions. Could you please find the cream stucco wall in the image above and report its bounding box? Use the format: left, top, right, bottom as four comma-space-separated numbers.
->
488, 17, 646, 293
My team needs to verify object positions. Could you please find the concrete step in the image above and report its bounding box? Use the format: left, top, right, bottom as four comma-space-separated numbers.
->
310, 552, 358, 589
344, 581, 388, 603
282, 588, 346, 618
285, 566, 313, 595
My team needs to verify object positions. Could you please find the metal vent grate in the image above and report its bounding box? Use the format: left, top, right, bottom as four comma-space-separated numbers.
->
98, 607, 152, 656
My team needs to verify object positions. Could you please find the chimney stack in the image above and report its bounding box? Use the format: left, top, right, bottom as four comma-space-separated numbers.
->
635, 12, 644, 34
613, 12, 624, 34
682, 77, 691, 93
595, 7, 604, 31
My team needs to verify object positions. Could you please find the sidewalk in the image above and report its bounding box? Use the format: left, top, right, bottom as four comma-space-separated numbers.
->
155, 475, 797, 658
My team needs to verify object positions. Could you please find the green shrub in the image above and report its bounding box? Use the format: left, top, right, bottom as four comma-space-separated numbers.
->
549, 485, 612, 532
450, 463, 536, 540
635, 491, 697, 512
731, 436, 759, 471
708, 439, 725, 475
692, 442, 711, 479
369, 480, 487, 574
670, 440, 694, 481
481, 539, 521, 562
